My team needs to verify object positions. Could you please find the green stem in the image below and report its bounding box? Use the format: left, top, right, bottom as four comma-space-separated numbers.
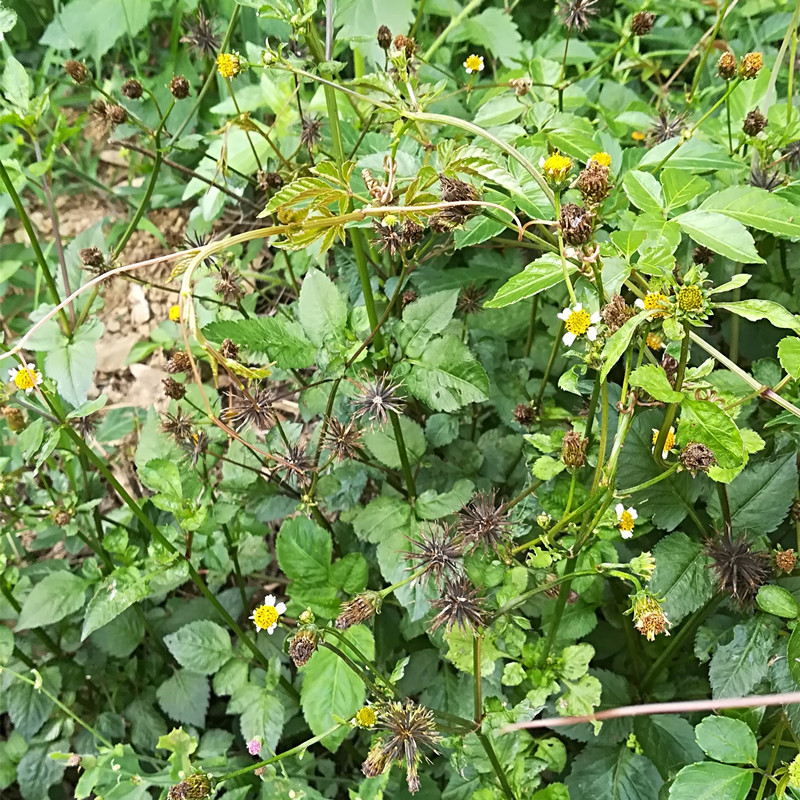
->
477, 732, 517, 800
473, 637, 482, 724
534, 321, 565, 414
324, 627, 400, 698
524, 295, 538, 358
537, 557, 577, 669
1, 666, 113, 748
0, 159, 71, 331
215, 724, 343, 783
688, 0, 734, 101
389, 410, 417, 500
616, 462, 680, 496
755, 718, 785, 800
423, 0, 486, 61
653, 324, 689, 464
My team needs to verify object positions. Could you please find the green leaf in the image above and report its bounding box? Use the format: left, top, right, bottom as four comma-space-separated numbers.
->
16, 743, 67, 800
756, 585, 800, 619
706, 454, 797, 533
0, 626, 12, 665
42, 319, 103, 406
203, 318, 316, 369
629, 365, 683, 402
484, 253, 575, 309
82, 569, 150, 640
415, 479, 474, 520
300, 625, 374, 752
276, 517, 332, 586
405, 335, 489, 412
650, 532, 713, 625
156, 670, 209, 728
623, 170, 664, 215
452, 7, 523, 67
229, 683, 285, 755
639, 138, 736, 171
2, 55, 30, 115
298, 269, 348, 348
566, 745, 663, 800
668, 762, 753, 800
714, 300, 800, 334
674, 210, 764, 264
532, 455, 567, 481
610, 230, 648, 258
660, 169, 709, 211
700, 186, 800, 240
6, 666, 61, 739
634, 715, 704, 781
399, 289, 459, 359
363, 416, 426, 468
778, 337, 800, 379
788, 624, 800, 684
163, 621, 233, 675
695, 716, 758, 764
16, 571, 88, 630
139, 458, 183, 500
472, 94, 524, 127
335, 0, 414, 67
709, 615, 779, 698
600, 309, 655, 381
677, 398, 745, 470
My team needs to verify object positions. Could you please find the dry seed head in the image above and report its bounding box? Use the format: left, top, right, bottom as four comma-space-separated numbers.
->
121, 79, 143, 99
717, 51, 737, 79
743, 108, 767, 136
430, 576, 485, 634
457, 490, 512, 554
181, 8, 220, 59
776, 548, 797, 574
169, 75, 191, 99
561, 430, 588, 468
740, 51, 763, 79
513, 403, 535, 426
163, 377, 186, 400
600, 294, 635, 333
577, 162, 610, 205
439, 173, 479, 204
3, 407, 25, 432
631, 11, 655, 35
692, 246, 714, 265
559, 203, 593, 246
336, 592, 381, 629
64, 60, 89, 84
705, 530, 772, 605
79, 246, 105, 268
679, 442, 715, 475
377, 25, 392, 50
402, 289, 418, 307
400, 220, 425, 247
559, 0, 598, 31
323, 417, 362, 461
287, 629, 318, 667
405, 523, 463, 587
166, 351, 192, 374
222, 383, 276, 433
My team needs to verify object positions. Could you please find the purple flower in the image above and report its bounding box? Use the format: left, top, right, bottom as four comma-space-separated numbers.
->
247, 738, 262, 756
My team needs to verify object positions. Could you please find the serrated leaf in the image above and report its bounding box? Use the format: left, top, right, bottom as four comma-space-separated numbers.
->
623, 170, 664, 215
203, 317, 315, 369
164, 621, 233, 674
363, 416, 426, 468
677, 398, 745, 470
42, 319, 103, 406
82, 569, 150, 640
415, 478, 474, 519
639, 138, 736, 171
484, 253, 574, 308
298, 269, 348, 349
715, 300, 800, 334
778, 337, 800, 379
700, 186, 800, 239
650, 532, 713, 625
399, 289, 459, 359
260, 177, 337, 216
634, 715, 704, 781
566, 745, 663, 800
660, 169, 709, 211
600, 309, 655, 381
709, 615, 778, 698
695, 716, 757, 764
16, 743, 67, 800
6, 666, 61, 739
629, 365, 683, 402
610, 230, 648, 257
157, 670, 209, 727
674, 210, 764, 264
300, 626, 374, 751
17, 571, 88, 631
230, 683, 285, 755
276, 516, 332, 586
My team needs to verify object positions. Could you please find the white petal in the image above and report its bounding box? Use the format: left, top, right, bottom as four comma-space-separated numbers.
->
275, 602, 287, 615
621, 530, 633, 540
264, 594, 276, 606
248, 612, 256, 620
557, 309, 570, 320
25, 386, 35, 394
562, 331, 577, 346
661, 450, 668, 459
573, 302, 583, 311
615, 503, 624, 517
7, 368, 16, 380
539, 156, 546, 167
635, 298, 644, 308
629, 508, 638, 519
267, 623, 277, 634
586, 327, 597, 341
590, 312, 601, 323
465, 67, 472, 73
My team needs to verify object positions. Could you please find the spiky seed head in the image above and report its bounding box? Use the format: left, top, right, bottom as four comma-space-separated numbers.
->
351, 375, 405, 425
457, 490, 512, 554
559, 0, 598, 30
705, 530, 772, 605
631, 11, 655, 35
647, 111, 686, 145
323, 417, 363, 461
300, 116, 323, 149
750, 165, 784, 192
456, 284, 486, 315
79, 246, 105, 269
336, 592, 381, 629
161, 407, 194, 441
121, 79, 143, 99
405, 523, 463, 587
430, 576, 485, 634
214, 266, 244, 303
400, 220, 425, 247
163, 377, 186, 400
221, 383, 276, 433
181, 8, 219, 59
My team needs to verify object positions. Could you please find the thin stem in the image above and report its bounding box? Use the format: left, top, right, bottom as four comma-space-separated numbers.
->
534, 322, 565, 414
473, 637, 482, 724
423, 0, 486, 61
477, 732, 517, 800
688, 0, 734, 101
616, 462, 680, 496
538, 556, 577, 669
389, 411, 417, 500
524, 295, 539, 358
653, 324, 689, 464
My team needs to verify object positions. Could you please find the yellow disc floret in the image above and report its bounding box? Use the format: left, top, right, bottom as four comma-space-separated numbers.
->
632, 595, 670, 641
652, 426, 676, 458
168, 304, 181, 322
618, 510, 635, 532
541, 152, 572, 183
463, 54, 484, 74
646, 332, 665, 350
677, 285, 704, 311
355, 706, 377, 728
216, 52, 242, 78
739, 51, 763, 79
12, 367, 39, 392
590, 151, 612, 167
253, 604, 279, 631
565, 308, 591, 336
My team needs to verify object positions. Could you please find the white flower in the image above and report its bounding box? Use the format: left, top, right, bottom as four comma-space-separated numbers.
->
249, 594, 287, 634
8, 363, 43, 394
463, 54, 484, 74
557, 303, 601, 346
615, 503, 638, 538
634, 298, 644, 308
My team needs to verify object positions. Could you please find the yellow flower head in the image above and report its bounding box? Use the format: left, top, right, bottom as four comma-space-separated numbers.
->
646, 332, 665, 350
590, 151, 612, 167
615, 503, 638, 538
8, 363, 43, 394
635, 291, 669, 318
631, 131, 646, 142
355, 706, 377, 728
739, 51, 763, 79
463, 54, 484, 74
632, 593, 671, 641
168, 304, 181, 322
788, 753, 800, 789
652, 426, 676, 459
249, 594, 287, 634
217, 52, 242, 79
677, 284, 704, 312
541, 152, 573, 183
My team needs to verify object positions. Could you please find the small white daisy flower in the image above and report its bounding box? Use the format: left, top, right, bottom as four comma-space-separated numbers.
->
463, 54, 484, 74
615, 503, 638, 539
249, 594, 287, 634
8, 363, 43, 394
651, 426, 677, 459
557, 303, 601, 346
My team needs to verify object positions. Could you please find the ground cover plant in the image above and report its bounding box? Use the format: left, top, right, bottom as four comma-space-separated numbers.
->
4, 0, 800, 797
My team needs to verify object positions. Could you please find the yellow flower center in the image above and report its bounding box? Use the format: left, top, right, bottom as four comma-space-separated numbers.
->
355, 707, 376, 728
631, 131, 645, 142
13, 368, 38, 391
565, 309, 591, 335
652, 428, 676, 453
646, 332, 664, 350
217, 52, 241, 78
464, 54, 483, 72
677, 285, 703, 311
543, 153, 572, 181
253, 604, 279, 630
618, 511, 635, 532
168, 304, 181, 322
590, 151, 612, 167
636, 610, 668, 641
